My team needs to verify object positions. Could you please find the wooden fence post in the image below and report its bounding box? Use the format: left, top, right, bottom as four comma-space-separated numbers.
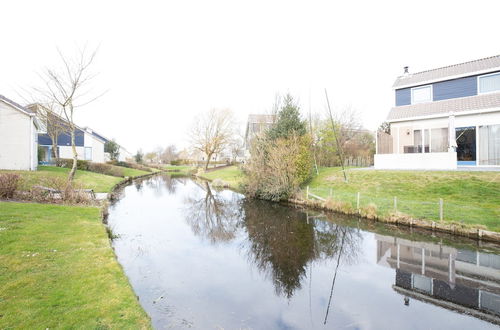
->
329, 188, 333, 198
439, 198, 443, 221
306, 186, 309, 200
394, 196, 397, 212
356, 192, 360, 211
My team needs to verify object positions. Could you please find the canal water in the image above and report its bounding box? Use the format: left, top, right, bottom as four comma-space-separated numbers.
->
107, 175, 500, 329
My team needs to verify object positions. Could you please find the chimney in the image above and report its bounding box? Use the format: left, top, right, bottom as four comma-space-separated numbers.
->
403, 66, 409, 75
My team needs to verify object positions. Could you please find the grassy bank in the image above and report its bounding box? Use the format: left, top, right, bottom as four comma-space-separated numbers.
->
163, 165, 195, 175
0, 202, 150, 329
199, 165, 244, 190
202, 165, 500, 232
1, 166, 123, 193
306, 167, 500, 231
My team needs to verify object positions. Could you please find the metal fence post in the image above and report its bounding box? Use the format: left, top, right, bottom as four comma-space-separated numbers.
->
394, 196, 397, 211
439, 198, 443, 221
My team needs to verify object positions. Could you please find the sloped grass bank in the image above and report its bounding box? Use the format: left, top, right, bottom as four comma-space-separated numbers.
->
0, 166, 123, 193
198, 165, 244, 190
306, 168, 500, 232
0, 202, 151, 329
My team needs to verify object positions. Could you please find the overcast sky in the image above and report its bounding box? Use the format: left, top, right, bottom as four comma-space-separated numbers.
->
1, 0, 499, 152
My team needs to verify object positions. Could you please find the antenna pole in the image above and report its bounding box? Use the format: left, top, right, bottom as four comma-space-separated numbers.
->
324, 89, 348, 182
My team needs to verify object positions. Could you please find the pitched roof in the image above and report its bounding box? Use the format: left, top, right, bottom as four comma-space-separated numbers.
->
247, 114, 276, 124
393, 55, 500, 89
0, 94, 35, 116
386, 92, 500, 122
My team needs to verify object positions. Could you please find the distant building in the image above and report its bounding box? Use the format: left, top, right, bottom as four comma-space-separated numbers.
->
376, 55, 500, 169
244, 114, 276, 157
0, 95, 39, 170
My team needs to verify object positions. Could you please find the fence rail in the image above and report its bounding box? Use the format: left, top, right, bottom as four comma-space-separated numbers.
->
304, 186, 492, 225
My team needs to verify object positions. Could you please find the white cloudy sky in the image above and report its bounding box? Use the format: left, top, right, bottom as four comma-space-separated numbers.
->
1, 0, 499, 152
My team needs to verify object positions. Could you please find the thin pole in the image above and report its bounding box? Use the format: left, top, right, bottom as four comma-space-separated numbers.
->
324, 228, 346, 325
309, 96, 319, 176
324, 89, 348, 182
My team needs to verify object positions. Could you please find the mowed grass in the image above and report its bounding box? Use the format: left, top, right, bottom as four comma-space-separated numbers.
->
0, 166, 123, 193
163, 165, 195, 175
307, 167, 500, 231
119, 166, 152, 178
0, 202, 150, 329
200, 166, 244, 190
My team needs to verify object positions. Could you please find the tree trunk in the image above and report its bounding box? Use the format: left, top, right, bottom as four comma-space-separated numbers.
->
68, 127, 78, 182
204, 153, 212, 170
51, 135, 59, 165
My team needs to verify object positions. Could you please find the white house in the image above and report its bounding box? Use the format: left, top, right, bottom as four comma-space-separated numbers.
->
0, 95, 38, 170
244, 114, 276, 158
375, 55, 500, 170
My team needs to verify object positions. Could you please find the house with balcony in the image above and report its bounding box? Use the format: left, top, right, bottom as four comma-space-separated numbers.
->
375, 55, 500, 169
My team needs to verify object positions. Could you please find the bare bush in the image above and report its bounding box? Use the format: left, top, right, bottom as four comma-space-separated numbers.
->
245, 135, 312, 201
0, 174, 20, 199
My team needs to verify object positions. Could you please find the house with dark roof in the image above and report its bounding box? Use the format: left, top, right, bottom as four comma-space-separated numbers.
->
0, 95, 39, 170
375, 55, 500, 169
28, 104, 107, 164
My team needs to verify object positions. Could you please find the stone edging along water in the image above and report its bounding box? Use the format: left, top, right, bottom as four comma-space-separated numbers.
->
287, 197, 500, 244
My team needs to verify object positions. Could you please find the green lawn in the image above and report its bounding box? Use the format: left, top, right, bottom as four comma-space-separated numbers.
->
119, 166, 152, 178
163, 165, 195, 175
199, 166, 244, 190
306, 167, 500, 231
0, 166, 123, 193
201, 165, 500, 231
0, 202, 150, 329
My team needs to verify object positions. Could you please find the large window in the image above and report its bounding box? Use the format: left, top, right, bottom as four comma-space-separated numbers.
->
479, 72, 500, 94
431, 128, 448, 152
478, 124, 500, 165
411, 85, 432, 104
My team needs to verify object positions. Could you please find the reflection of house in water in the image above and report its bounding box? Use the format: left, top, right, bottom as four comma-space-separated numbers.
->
376, 234, 500, 324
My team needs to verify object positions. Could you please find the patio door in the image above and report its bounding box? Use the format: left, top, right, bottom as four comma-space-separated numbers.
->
456, 127, 476, 165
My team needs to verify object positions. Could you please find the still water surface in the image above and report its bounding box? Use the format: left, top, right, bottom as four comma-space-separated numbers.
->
107, 175, 500, 329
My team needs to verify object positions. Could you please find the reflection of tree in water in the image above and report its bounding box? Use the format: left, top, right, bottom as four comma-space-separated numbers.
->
144, 174, 181, 196
184, 181, 243, 244
244, 200, 362, 299
243, 200, 316, 298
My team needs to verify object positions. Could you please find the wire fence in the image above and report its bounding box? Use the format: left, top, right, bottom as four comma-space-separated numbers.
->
304, 186, 496, 225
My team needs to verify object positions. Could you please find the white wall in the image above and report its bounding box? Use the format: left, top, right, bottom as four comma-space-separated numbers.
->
91, 136, 105, 163
375, 152, 457, 170
0, 101, 37, 170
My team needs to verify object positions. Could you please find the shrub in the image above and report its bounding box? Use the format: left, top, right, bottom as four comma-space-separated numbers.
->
0, 174, 20, 199
245, 135, 313, 201
59, 159, 91, 171
212, 178, 229, 188
106, 160, 152, 173
87, 163, 124, 177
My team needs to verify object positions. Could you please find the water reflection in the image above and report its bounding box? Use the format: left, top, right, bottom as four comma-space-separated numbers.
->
107, 176, 500, 329
184, 181, 243, 243
376, 234, 500, 323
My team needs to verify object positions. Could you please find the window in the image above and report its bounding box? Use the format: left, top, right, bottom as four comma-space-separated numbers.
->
478, 124, 500, 165
431, 128, 448, 152
411, 85, 432, 104
479, 72, 500, 94
84, 147, 92, 161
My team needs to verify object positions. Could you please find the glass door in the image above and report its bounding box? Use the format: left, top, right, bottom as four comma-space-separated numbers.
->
456, 127, 476, 165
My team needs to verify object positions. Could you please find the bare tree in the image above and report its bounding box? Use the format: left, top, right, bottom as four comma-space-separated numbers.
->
161, 144, 178, 164
37, 46, 103, 182
189, 108, 235, 170
26, 102, 68, 164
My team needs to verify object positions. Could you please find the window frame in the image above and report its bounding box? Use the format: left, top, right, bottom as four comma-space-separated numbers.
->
411, 85, 433, 104
478, 72, 500, 94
